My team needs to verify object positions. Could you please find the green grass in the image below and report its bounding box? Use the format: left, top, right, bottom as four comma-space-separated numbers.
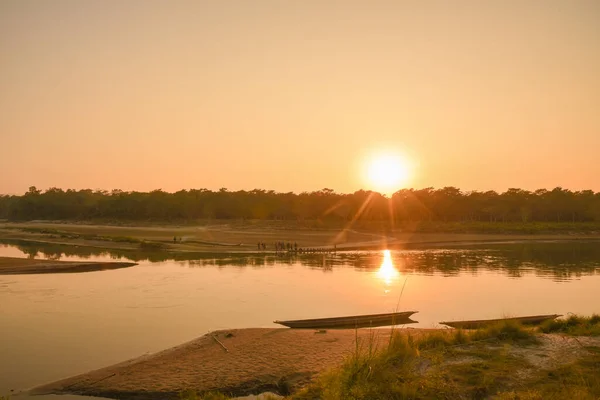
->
292, 320, 600, 400
470, 319, 540, 344
539, 314, 600, 336
496, 346, 600, 400
3, 226, 141, 243
292, 321, 538, 400
179, 391, 281, 400
395, 221, 600, 234
99, 235, 140, 243
3, 225, 142, 244
5, 220, 600, 235
427, 346, 529, 399
179, 391, 230, 400
139, 240, 167, 250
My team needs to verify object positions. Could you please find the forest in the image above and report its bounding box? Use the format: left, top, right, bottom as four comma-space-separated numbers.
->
1, 186, 600, 224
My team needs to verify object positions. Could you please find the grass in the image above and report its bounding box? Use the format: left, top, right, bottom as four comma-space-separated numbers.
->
292, 321, 538, 400
539, 314, 600, 336
139, 240, 167, 251
4, 226, 141, 244
496, 346, 600, 400
179, 390, 281, 400
394, 221, 600, 234
6, 220, 600, 234
470, 319, 540, 344
179, 391, 229, 400
428, 346, 529, 399
291, 319, 600, 400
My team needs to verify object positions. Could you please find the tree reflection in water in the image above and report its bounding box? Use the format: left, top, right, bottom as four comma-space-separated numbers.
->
1, 239, 599, 281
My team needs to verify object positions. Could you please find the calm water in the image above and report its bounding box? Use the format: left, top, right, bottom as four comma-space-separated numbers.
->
1, 240, 599, 396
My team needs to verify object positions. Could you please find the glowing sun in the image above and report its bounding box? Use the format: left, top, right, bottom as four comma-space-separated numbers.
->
365, 153, 411, 194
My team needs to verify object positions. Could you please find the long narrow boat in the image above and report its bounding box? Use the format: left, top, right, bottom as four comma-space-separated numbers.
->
274, 311, 418, 329
439, 314, 561, 329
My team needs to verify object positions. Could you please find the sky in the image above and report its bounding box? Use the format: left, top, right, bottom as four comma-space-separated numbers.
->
1, 0, 599, 195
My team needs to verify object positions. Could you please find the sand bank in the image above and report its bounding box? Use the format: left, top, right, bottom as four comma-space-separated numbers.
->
32, 328, 409, 399
0, 256, 137, 275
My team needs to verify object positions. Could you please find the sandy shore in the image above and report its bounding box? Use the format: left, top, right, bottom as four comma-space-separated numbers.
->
0, 256, 137, 275
32, 327, 417, 399
31, 327, 600, 400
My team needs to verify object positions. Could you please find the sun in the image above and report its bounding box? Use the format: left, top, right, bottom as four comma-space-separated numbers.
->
365, 153, 411, 195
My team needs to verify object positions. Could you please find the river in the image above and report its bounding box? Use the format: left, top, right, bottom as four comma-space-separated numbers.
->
1, 240, 599, 398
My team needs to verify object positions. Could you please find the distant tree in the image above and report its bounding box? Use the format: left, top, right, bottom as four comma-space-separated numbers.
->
2, 185, 599, 224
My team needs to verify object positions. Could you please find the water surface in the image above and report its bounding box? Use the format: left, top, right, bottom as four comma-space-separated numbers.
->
1, 240, 599, 396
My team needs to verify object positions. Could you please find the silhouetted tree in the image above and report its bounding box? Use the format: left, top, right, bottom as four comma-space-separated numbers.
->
1, 186, 599, 224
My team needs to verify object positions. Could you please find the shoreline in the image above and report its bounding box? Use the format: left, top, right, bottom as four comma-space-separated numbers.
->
30, 327, 600, 400
2, 221, 599, 255
30, 328, 403, 399
0, 256, 137, 275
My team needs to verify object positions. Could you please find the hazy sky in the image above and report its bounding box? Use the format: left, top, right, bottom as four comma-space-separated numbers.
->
1, 0, 599, 195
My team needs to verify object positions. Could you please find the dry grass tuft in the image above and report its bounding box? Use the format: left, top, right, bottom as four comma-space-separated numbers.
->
539, 314, 600, 336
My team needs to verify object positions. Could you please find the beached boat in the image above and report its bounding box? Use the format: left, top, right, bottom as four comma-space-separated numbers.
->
439, 314, 561, 329
274, 311, 418, 329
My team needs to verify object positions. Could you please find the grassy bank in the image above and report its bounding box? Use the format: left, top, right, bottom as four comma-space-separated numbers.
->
4, 219, 600, 233
2, 221, 599, 255
294, 318, 600, 400
540, 314, 600, 337
179, 318, 600, 400
395, 220, 600, 234
291, 321, 541, 400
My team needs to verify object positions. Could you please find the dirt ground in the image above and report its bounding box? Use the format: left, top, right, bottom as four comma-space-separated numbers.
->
31, 328, 395, 399
0, 256, 136, 275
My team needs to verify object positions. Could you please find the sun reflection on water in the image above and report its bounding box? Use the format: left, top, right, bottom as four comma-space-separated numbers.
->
377, 250, 400, 285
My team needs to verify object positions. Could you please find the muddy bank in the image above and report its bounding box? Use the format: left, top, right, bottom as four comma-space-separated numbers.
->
32, 328, 404, 399
0, 256, 137, 275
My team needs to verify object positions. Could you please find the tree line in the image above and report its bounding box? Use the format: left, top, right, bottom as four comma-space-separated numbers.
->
1, 186, 600, 223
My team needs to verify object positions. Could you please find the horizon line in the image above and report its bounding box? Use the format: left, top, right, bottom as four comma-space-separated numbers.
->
2, 185, 597, 197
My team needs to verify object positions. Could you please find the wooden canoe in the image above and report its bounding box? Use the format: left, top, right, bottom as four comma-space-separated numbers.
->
439, 314, 562, 329
274, 311, 418, 329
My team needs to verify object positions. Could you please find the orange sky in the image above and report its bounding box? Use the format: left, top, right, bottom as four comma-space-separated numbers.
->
1, 1, 599, 195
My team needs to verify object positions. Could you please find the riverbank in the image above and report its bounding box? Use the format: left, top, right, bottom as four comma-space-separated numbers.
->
1, 221, 599, 254
31, 320, 600, 400
31, 328, 396, 399
291, 318, 600, 400
0, 256, 137, 275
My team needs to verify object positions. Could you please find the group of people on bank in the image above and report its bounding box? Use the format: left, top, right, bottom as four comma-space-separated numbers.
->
257, 241, 337, 254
